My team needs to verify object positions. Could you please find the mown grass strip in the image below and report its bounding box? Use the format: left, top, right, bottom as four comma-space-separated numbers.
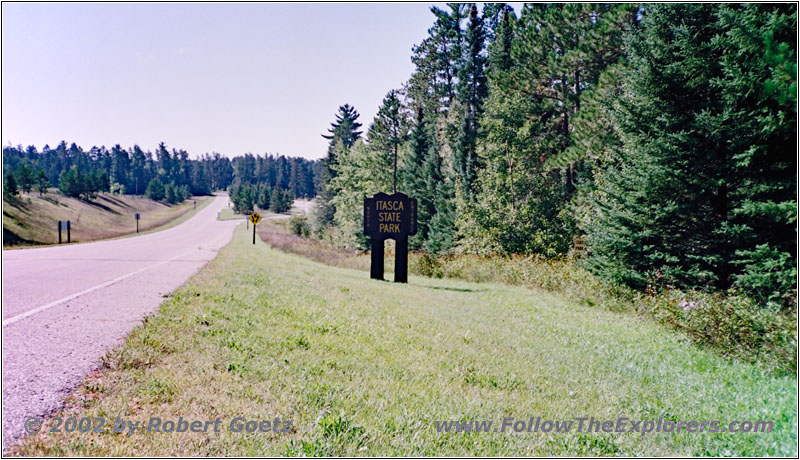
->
11, 224, 797, 456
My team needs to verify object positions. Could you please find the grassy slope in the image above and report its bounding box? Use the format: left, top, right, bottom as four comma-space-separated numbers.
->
12, 224, 796, 456
3, 192, 211, 246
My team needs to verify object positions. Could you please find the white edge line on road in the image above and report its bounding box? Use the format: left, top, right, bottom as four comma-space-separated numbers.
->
2, 248, 198, 327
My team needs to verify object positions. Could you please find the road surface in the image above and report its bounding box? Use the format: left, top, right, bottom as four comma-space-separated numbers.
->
1, 195, 239, 450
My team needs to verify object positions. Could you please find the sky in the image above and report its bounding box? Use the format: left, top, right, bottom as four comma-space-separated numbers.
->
2, 3, 477, 160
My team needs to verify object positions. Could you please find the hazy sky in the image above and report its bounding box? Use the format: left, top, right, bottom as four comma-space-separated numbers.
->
2, 3, 474, 160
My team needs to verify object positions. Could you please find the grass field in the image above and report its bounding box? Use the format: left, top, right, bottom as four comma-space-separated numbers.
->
217, 207, 247, 221
11, 224, 797, 456
3, 192, 212, 246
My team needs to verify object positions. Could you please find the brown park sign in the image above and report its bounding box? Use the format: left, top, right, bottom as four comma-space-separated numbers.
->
363, 192, 417, 239
363, 192, 418, 283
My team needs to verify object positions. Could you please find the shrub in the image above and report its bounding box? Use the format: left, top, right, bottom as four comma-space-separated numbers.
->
412, 252, 443, 278
644, 290, 796, 373
733, 243, 797, 308
288, 216, 310, 237
145, 177, 166, 202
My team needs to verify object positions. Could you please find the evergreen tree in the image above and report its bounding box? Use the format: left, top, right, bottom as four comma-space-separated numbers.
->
59, 167, 85, 198
401, 107, 435, 247
321, 104, 363, 151
33, 168, 50, 196
165, 183, 178, 204
16, 163, 34, 194
5, 172, 18, 196
453, 4, 488, 197
269, 187, 283, 213
426, 178, 456, 255
586, 3, 796, 304
130, 145, 147, 195
327, 139, 390, 250
110, 144, 130, 191
312, 105, 364, 234
486, 7, 514, 78
367, 90, 409, 193
145, 177, 166, 202
408, 3, 466, 112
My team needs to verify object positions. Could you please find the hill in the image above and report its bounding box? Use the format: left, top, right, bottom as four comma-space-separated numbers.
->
3, 191, 211, 246
12, 223, 795, 456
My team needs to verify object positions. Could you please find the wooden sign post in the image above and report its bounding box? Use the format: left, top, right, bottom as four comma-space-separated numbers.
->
135, 213, 140, 233
363, 192, 417, 283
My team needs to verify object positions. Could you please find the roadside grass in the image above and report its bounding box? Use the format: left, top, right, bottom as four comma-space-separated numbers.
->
3, 192, 212, 247
10, 224, 797, 456
258, 220, 797, 375
217, 208, 247, 221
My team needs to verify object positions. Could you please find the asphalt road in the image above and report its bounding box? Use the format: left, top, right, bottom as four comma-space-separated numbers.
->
1, 195, 239, 450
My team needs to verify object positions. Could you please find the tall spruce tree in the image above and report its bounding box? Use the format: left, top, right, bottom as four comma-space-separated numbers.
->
313, 104, 364, 233
401, 107, 438, 248
453, 4, 488, 198
586, 4, 797, 304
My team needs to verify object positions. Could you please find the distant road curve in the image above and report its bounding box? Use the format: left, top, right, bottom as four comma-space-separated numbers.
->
1, 194, 239, 450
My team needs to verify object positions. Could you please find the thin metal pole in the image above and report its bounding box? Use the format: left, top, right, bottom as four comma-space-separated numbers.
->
393, 145, 397, 194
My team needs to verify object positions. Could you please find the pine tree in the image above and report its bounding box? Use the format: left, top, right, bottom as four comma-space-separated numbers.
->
5, 172, 18, 196
321, 104, 363, 151
586, 3, 796, 302
35, 168, 50, 196
367, 90, 408, 193
426, 178, 456, 255
452, 4, 488, 198
269, 187, 282, 213
59, 167, 85, 198
312, 105, 364, 234
401, 107, 436, 247
486, 7, 514, 78
145, 177, 166, 202
16, 163, 34, 194
407, 3, 466, 115
165, 183, 178, 204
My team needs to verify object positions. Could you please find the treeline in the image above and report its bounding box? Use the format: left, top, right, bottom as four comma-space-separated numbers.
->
311, 3, 796, 307
229, 184, 294, 214
227, 153, 319, 213
3, 141, 319, 205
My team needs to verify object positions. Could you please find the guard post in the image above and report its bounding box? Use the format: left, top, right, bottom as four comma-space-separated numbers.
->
135, 213, 140, 233
363, 192, 417, 283
58, 220, 71, 244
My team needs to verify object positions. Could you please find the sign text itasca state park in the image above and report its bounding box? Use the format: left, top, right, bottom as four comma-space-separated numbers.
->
363, 192, 417, 283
